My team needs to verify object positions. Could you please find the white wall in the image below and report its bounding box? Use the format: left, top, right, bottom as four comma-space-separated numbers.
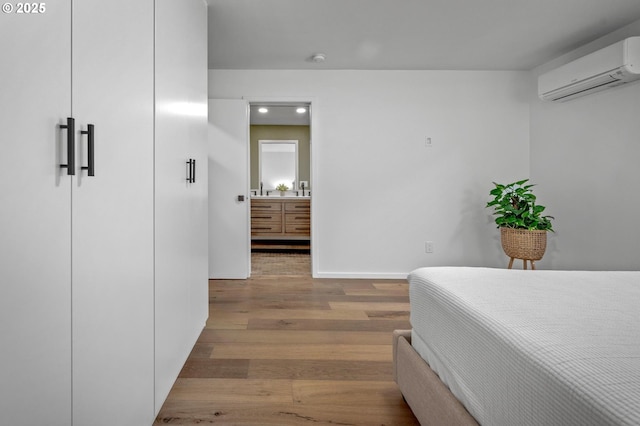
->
210, 70, 530, 277
530, 19, 640, 270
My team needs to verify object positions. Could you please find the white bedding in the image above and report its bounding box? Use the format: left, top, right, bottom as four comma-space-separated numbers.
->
408, 267, 640, 426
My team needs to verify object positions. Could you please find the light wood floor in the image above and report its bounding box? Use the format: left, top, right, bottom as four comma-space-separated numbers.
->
154, 264, 419, 425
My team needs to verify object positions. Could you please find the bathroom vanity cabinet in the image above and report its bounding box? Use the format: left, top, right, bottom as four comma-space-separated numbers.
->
251, 198, 310, 243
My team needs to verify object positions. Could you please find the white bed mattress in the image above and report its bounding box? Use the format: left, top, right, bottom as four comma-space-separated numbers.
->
408, 267, 640, 426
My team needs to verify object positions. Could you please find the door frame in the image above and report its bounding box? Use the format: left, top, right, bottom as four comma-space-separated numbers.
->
245, 96, 319, 277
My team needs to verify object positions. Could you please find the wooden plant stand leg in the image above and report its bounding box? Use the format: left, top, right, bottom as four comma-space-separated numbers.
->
507, 258, 537, 270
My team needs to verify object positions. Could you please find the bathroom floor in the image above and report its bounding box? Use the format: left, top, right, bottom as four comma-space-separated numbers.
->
251, 251, 311, 276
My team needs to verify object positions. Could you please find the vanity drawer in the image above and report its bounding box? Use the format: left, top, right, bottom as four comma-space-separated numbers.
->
251, 211, 281, 222
285, 212, 310, 224
252, 221, 283, 234
285, 223, 310, 234
284, 201, 310, 213
285, 213, 310, 234
251, 200, 283, 211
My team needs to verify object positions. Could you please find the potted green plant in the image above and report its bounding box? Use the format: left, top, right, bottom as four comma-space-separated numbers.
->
275, 183, 289, 196
486, 179, 554, 268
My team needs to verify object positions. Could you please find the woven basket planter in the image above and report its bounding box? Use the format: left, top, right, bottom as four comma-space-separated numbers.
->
500, 228, 547, 260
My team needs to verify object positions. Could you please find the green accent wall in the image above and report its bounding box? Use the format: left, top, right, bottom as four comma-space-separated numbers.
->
250, 125, 311, 190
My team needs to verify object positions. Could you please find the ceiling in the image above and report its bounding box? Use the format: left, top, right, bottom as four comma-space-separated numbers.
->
249, 104, 310, 125
206, 0, 640, 71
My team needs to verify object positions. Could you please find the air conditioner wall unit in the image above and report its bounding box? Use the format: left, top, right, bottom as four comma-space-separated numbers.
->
538, 36, 640, 102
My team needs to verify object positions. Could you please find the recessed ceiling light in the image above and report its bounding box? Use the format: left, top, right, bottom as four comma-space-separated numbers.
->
296, 107, 307, 114
258, 107, 268, 113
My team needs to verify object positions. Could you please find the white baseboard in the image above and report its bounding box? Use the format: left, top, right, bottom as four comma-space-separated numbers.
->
313, 271, 409, 279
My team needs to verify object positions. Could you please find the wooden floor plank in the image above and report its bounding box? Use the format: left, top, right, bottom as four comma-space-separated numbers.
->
211, 343, 392, 361
373, 282, 411, 290
329, 301, 411, 311
292, 380, 405, 406
210, 299, 332, 311
204, 316, 249, 330
167, 378, 293, 403
247, 318, 411, 331
248, 359, 394, 381
210, 308, 370, 321
178, 359, 250, 379
366, 310, 411, 320
199, 329, 394, 345
343, 287, 411, 296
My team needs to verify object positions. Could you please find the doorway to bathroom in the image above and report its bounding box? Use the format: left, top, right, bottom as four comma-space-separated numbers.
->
248, 102, 312, 276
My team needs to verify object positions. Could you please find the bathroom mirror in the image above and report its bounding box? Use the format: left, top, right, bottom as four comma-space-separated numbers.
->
258, 140, 298, 190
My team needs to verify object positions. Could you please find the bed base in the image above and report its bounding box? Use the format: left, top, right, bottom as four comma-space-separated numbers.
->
392, 330, 478, 426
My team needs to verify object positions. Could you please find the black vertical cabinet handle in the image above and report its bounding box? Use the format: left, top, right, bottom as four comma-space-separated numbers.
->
81, 124, 95, 176
186, 159, 196, 183
59, 117, 75, 175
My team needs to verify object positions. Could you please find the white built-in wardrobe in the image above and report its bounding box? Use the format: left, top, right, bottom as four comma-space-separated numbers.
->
0, 0, 208, 424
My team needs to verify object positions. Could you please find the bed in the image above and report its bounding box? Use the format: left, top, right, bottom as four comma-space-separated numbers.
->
393, 267, 640, 425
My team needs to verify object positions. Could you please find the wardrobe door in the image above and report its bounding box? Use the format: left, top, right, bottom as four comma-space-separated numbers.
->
0, 4, 73, 425
71, 0, 155, 423
183, 0, 210, 360
154, 0, 209, 412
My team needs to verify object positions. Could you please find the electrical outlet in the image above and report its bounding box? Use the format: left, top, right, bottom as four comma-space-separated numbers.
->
425, 136, 432, 148
425, 241, 434, 253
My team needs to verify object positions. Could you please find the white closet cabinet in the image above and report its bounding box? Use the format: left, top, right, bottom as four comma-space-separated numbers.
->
154, 0, 209, 413
0, 0, 208, 424
71, 1, 155, 424
0, 0, 154, 424
0, 4, 73, 424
